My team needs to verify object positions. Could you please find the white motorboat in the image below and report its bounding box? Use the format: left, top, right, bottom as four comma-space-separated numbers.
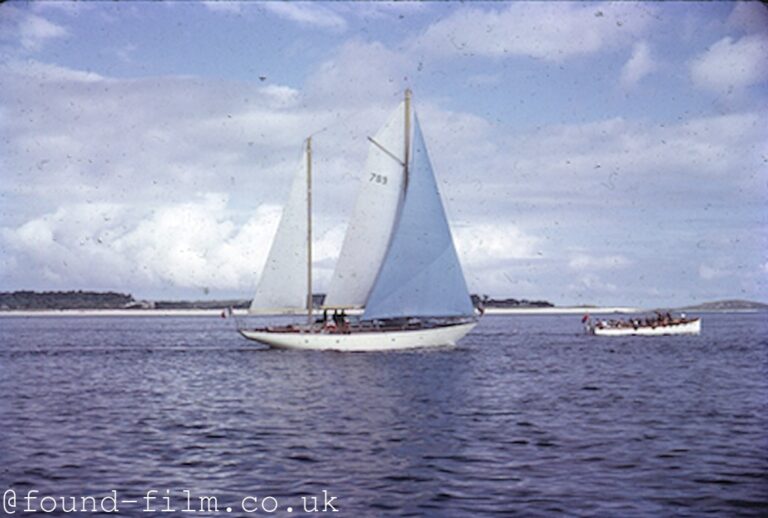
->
587, 317, 701, 336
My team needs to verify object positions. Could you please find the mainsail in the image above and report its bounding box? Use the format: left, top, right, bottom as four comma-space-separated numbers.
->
249, 145, 310, 314
362, 116, 474, 321
323, 102, 407, 308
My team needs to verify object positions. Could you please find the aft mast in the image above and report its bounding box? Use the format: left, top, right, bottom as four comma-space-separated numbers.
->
306, 136, 313, 326
404, 89, 411, 189
323, 92, 409, 309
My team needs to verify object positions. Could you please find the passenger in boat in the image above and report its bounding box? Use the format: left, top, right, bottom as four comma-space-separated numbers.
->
340, 310, 351, 333
340, 309, 349, 333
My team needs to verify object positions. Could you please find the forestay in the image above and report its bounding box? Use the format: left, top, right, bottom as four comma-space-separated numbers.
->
363, 116, 474, 321
249, 148, 309, 314
323, 102, 407, 308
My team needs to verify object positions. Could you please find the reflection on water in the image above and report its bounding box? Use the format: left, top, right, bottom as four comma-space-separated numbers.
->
1, 313, 767, 516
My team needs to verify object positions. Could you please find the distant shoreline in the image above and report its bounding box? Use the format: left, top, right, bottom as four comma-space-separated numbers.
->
2, 306, 762, 318
4, 291, 765, 314
0, 307, 633, 318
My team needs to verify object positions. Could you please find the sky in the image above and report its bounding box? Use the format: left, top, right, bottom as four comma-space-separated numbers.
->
0, 1, 766, 307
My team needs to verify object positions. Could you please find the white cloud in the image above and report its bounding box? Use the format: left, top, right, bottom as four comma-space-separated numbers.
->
0, 59, 336, 212
486, 111, 767, 207
0, 195, 282, 293
305, 40, 413, 107
699, 264, 729, 281
19, 12, 68, 51
0, 7, 68, 52
620, 41, 656, 88
114, 44, 137, 64
2, 59, 104, 83
455, 223, 541, 268
262, 2, 347, 31
567, 273, 618, 294
413, 3, 655, 62
690, 34, 768, 94
259, 84, 301, 107
449, 222, 545, 296
2, 202, 135, 287
569, 254, 631, 271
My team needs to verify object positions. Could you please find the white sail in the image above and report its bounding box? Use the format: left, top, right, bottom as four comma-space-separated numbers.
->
323, 102, 407, 308
362, 116, 474, 321
249, 147, 309, 314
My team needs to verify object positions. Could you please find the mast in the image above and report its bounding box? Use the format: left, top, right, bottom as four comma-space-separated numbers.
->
404, 89, 411, 189
306, 136, 313, 326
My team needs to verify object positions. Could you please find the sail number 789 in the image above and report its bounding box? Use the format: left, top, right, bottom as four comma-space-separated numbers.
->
369, 173, 388, 185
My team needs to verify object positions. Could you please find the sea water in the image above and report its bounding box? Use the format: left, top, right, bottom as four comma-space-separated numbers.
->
0, 313, 766, 516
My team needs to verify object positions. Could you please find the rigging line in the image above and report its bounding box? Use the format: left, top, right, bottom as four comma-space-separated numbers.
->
287, 84, 407, 141
306, 87, 405, 139
307, 107, 362, 139
306, 89, 408, 148
367, 136, 405, 167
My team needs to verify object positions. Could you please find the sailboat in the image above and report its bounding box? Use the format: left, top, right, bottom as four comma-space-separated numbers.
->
240, 90, 478, 351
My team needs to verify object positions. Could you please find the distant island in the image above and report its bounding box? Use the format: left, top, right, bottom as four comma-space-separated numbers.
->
679, 299, 768, 311
0, 291, 248, 311
471, 295, 554, 308
1, 291, 136, 310
1, 291, 765, 312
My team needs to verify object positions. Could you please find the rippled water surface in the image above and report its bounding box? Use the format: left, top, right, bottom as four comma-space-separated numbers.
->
1, 312, 767, 516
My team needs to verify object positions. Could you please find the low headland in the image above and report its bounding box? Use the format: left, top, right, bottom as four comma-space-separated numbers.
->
0, 291, 764, 317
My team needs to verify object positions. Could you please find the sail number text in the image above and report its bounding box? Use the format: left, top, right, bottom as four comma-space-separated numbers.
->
369, 173, 388, 185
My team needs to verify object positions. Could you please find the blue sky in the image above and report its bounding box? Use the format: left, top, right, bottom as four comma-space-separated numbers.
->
1, 1, 766, 307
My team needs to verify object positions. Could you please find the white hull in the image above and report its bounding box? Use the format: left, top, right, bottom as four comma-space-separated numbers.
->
240, 322, 477, 352
590, 318, 701, 336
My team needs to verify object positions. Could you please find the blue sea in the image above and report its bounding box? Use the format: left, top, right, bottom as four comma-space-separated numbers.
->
1, 312, 766, 516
